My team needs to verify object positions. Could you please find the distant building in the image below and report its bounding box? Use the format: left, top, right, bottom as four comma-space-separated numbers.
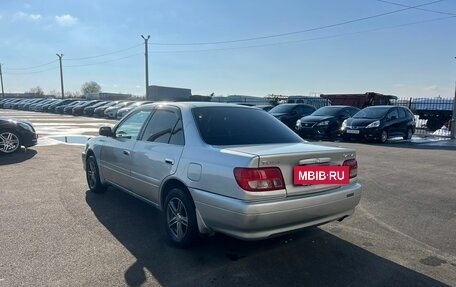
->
85, 92, 132, 100
147, 85, 191, 101
2, 92, 51, 98
211, 95, 270, 105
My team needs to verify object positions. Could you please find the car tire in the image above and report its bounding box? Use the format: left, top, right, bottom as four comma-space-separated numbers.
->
163, 188, 199, 248
403, 127, 413, 140
0, 129, 22, 154
327, 125, 339, 141
342, 134, 351, 142
86, 155, 106, 193
379, 129, 388, 143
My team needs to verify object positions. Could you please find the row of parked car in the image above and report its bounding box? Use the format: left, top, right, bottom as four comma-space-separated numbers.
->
268, 103, 416, 143
0, 97, 152, 120
0, 97, 416, 143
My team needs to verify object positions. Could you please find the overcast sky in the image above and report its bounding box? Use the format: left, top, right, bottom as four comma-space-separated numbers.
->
1, 0, 455, 98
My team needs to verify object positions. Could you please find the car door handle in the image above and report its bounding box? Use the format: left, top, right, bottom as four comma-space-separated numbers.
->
165, 158, 174, 165
123, 150, 130, 156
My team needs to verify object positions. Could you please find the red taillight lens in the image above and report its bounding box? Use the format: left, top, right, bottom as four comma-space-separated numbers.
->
343, 159, 358, 178
233, 167, 285, 192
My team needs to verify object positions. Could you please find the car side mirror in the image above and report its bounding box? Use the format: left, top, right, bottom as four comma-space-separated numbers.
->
99, 126, 113, 137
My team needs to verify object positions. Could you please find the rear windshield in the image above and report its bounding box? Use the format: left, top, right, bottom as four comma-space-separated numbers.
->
193, 106, 303, 145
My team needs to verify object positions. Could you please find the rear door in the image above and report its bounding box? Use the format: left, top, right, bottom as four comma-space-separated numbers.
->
129, 106, 185, 204
385, 108, 401, 136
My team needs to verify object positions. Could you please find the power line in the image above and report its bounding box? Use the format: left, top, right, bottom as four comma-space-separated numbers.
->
146, 15, 455, 53
65, 43, 143, 61
6, 59, 58, 70
148, 0, 444, 46
375, 0, 456, 16
64, 53, 142, 68
4, 66, 59, 75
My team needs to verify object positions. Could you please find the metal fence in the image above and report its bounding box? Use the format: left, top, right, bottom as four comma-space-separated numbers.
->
395, 97, 454, 138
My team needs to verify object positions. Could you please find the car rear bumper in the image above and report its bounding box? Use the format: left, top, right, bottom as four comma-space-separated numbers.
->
190, 183, 361, 240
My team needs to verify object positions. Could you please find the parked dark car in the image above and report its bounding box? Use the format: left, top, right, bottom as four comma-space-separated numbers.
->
295, 105, 360, 140
83, 101, 110, 117
1, 98, 22, 108
56, 100, 83, 114
22, 98, 48, 110
0, 117, 38, 154
341, 105, 416, 143
255, 104, 274, 111
268, 104, 316, 129
93, 101, 120, 117
72, 100, 101, 116
48, 99, 76, 113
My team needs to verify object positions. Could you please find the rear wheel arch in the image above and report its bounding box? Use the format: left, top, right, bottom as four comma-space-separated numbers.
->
160, 179, 192, 209
161, 180, 199, 247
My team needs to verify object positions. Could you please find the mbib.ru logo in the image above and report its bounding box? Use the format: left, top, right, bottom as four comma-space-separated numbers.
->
293, 166, 350, 185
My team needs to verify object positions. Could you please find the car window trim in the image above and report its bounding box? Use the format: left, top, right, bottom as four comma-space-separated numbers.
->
138, 105, 184, 145
113, 107, 155, 140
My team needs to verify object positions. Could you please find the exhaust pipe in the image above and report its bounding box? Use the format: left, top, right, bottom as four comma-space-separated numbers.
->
337, 215, 348, 222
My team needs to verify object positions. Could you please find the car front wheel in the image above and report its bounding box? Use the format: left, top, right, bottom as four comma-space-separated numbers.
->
164, 188, 199, 247
403, 128, 413, 140
379, 130, 388, 143
0, 129, 21, 154
86, 155, 106, 193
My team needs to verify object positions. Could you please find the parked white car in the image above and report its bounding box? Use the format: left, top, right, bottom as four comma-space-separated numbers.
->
82, 102, 361, 247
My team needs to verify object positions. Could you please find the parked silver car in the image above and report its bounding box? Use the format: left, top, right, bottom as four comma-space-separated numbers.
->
82, 102, 361, 247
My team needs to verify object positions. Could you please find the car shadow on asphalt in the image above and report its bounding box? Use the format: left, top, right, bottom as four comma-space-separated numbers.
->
0, 148, 37, 165
86, 187, 450, 287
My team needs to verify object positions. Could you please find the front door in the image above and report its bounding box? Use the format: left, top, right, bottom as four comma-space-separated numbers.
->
99, 109, 152, 190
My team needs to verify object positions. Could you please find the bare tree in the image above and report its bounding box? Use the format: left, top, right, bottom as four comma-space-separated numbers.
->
81, 81, 102, 96
28, 86, 44, 97
66, 90, 82, 98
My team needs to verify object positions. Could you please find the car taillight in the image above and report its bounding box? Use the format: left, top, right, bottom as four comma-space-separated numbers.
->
343, 159, 358, 178
233, 167, 285, 192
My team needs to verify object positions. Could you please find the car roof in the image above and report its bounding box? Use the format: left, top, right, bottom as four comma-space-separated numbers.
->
140, 101, 256, 110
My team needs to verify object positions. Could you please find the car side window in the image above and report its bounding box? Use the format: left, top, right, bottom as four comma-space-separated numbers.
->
141, 109, 183, 144
398, 108, 406, 119
169, 119, 185, 145
405, 109, 414, 119
387, 109, 399, 121
115, 110, 152, 139
340, 110, 351, 119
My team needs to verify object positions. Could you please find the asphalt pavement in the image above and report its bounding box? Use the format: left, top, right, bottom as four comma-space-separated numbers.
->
0, 110, 455, 286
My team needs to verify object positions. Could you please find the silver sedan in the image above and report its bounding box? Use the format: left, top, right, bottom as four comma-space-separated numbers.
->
82, 102, 361, 247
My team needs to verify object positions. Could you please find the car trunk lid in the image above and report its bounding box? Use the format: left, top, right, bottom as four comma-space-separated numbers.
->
224, 143, 356, 196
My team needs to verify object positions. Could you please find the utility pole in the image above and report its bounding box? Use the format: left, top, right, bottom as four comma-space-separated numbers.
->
451, 80, 456, 139
56, 54, 64, 99
0, 63, 4, 99
141, 35, 150, 99
451, 57, 456, 139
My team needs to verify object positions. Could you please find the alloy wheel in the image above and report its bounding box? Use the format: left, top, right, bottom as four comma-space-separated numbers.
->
87, 159, 98, 189
166, 197, 189, 240
0, 132, 20, 153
